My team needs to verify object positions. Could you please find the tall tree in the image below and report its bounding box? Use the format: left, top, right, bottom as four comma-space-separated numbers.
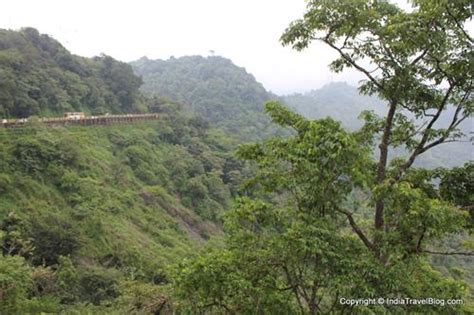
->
175, 0, 473, 313
280, 0, 473, 259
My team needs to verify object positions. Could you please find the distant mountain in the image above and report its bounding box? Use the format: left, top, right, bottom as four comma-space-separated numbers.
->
131, 56, 278, 140
283, 82, 386, 130
284, 82, 472, 168
0, 28, 146, 118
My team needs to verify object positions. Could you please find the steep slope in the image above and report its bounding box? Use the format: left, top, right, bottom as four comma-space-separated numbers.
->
0, 28, 145, 118
0, 112, 244, 312
0, 29, 244, 313
131, 56, 278, 140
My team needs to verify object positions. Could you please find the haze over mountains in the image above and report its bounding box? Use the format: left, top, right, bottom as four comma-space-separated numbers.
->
0, 26, 472, 313
282, 82, 473, 168
1, 27, 471, 169
130, 55, 472, 168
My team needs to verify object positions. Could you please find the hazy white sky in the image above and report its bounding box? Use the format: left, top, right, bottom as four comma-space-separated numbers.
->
0, 0, 420, 95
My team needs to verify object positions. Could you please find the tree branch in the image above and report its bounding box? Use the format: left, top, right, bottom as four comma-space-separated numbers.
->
323, 40, 385, 92
282, 264, 306, 314
375, 101, 398, 234
410, 48, 429, 66
338, 208, 374, 251
379, 37, 402, 69
396, 85, 456, 179
445, 5, 474, 43
416, 226, 426, 253
419, 117, 467, 151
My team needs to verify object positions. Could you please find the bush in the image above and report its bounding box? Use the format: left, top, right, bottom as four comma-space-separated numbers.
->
30, 215, 81, 266
31, 266, 58, 296
78, 268, 120, 305
0, 174, 11, 193
12, 138, 61, 174
56, 256, 80, 304
117, 280, 171, 314
0, 255, 32, 314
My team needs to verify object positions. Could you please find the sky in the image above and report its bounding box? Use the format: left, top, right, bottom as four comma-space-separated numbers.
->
0, 0, 441, 95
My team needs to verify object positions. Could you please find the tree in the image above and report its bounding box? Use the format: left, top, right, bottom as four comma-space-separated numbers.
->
175, 0, 473, 312
280, 0, 472, 257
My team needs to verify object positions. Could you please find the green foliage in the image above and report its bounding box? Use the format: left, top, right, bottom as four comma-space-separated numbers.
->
438, 162, 474, 209
0, 255, 61, 313
0, 116, 237, 311
56, 256, 80, 304
31, 265, 58, 297
0, 174, 11, 193
117, 281, 170, 314
0, 212, 33, 257
174, 246, 297, 314
0, 255, 32, 313
279, 0, 473, 266
437, 162, 474, 229
239, 102, 371, 208
29, 214, 81, 266
78, 268, 120, 305
174, 0, 473, 309
0, 28, 145, 118
131, 55, 281, 141
175, 101, 471, 312
12, 136, 79, 175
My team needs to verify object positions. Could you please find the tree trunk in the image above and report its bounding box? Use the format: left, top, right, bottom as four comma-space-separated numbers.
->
374, 102, 397, 246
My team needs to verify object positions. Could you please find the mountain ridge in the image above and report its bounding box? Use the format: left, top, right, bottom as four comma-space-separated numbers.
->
130, 55, 279, 141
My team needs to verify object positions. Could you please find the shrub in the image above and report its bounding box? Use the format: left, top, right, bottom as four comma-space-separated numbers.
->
0, 255, 32, 314
78, 268, 120, 305
30, 214, 81, 266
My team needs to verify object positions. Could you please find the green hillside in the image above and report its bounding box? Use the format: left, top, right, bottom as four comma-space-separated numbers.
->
0, 27, 145, 118
0, 113, 243, 312
0, 17, 472, 313
131, 55, 279, 140
0, 29, 242, 313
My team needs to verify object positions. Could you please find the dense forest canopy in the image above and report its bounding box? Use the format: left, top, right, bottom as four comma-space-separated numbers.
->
0, 110, 246, 313
131, 55, 279, 140
0, 27, 145, 118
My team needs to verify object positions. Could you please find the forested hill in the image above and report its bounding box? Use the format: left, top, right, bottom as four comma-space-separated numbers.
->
131, 56, 277, 140
0, 28, 145, 118
284, 82, 473, 168
0, 28, 248, 313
